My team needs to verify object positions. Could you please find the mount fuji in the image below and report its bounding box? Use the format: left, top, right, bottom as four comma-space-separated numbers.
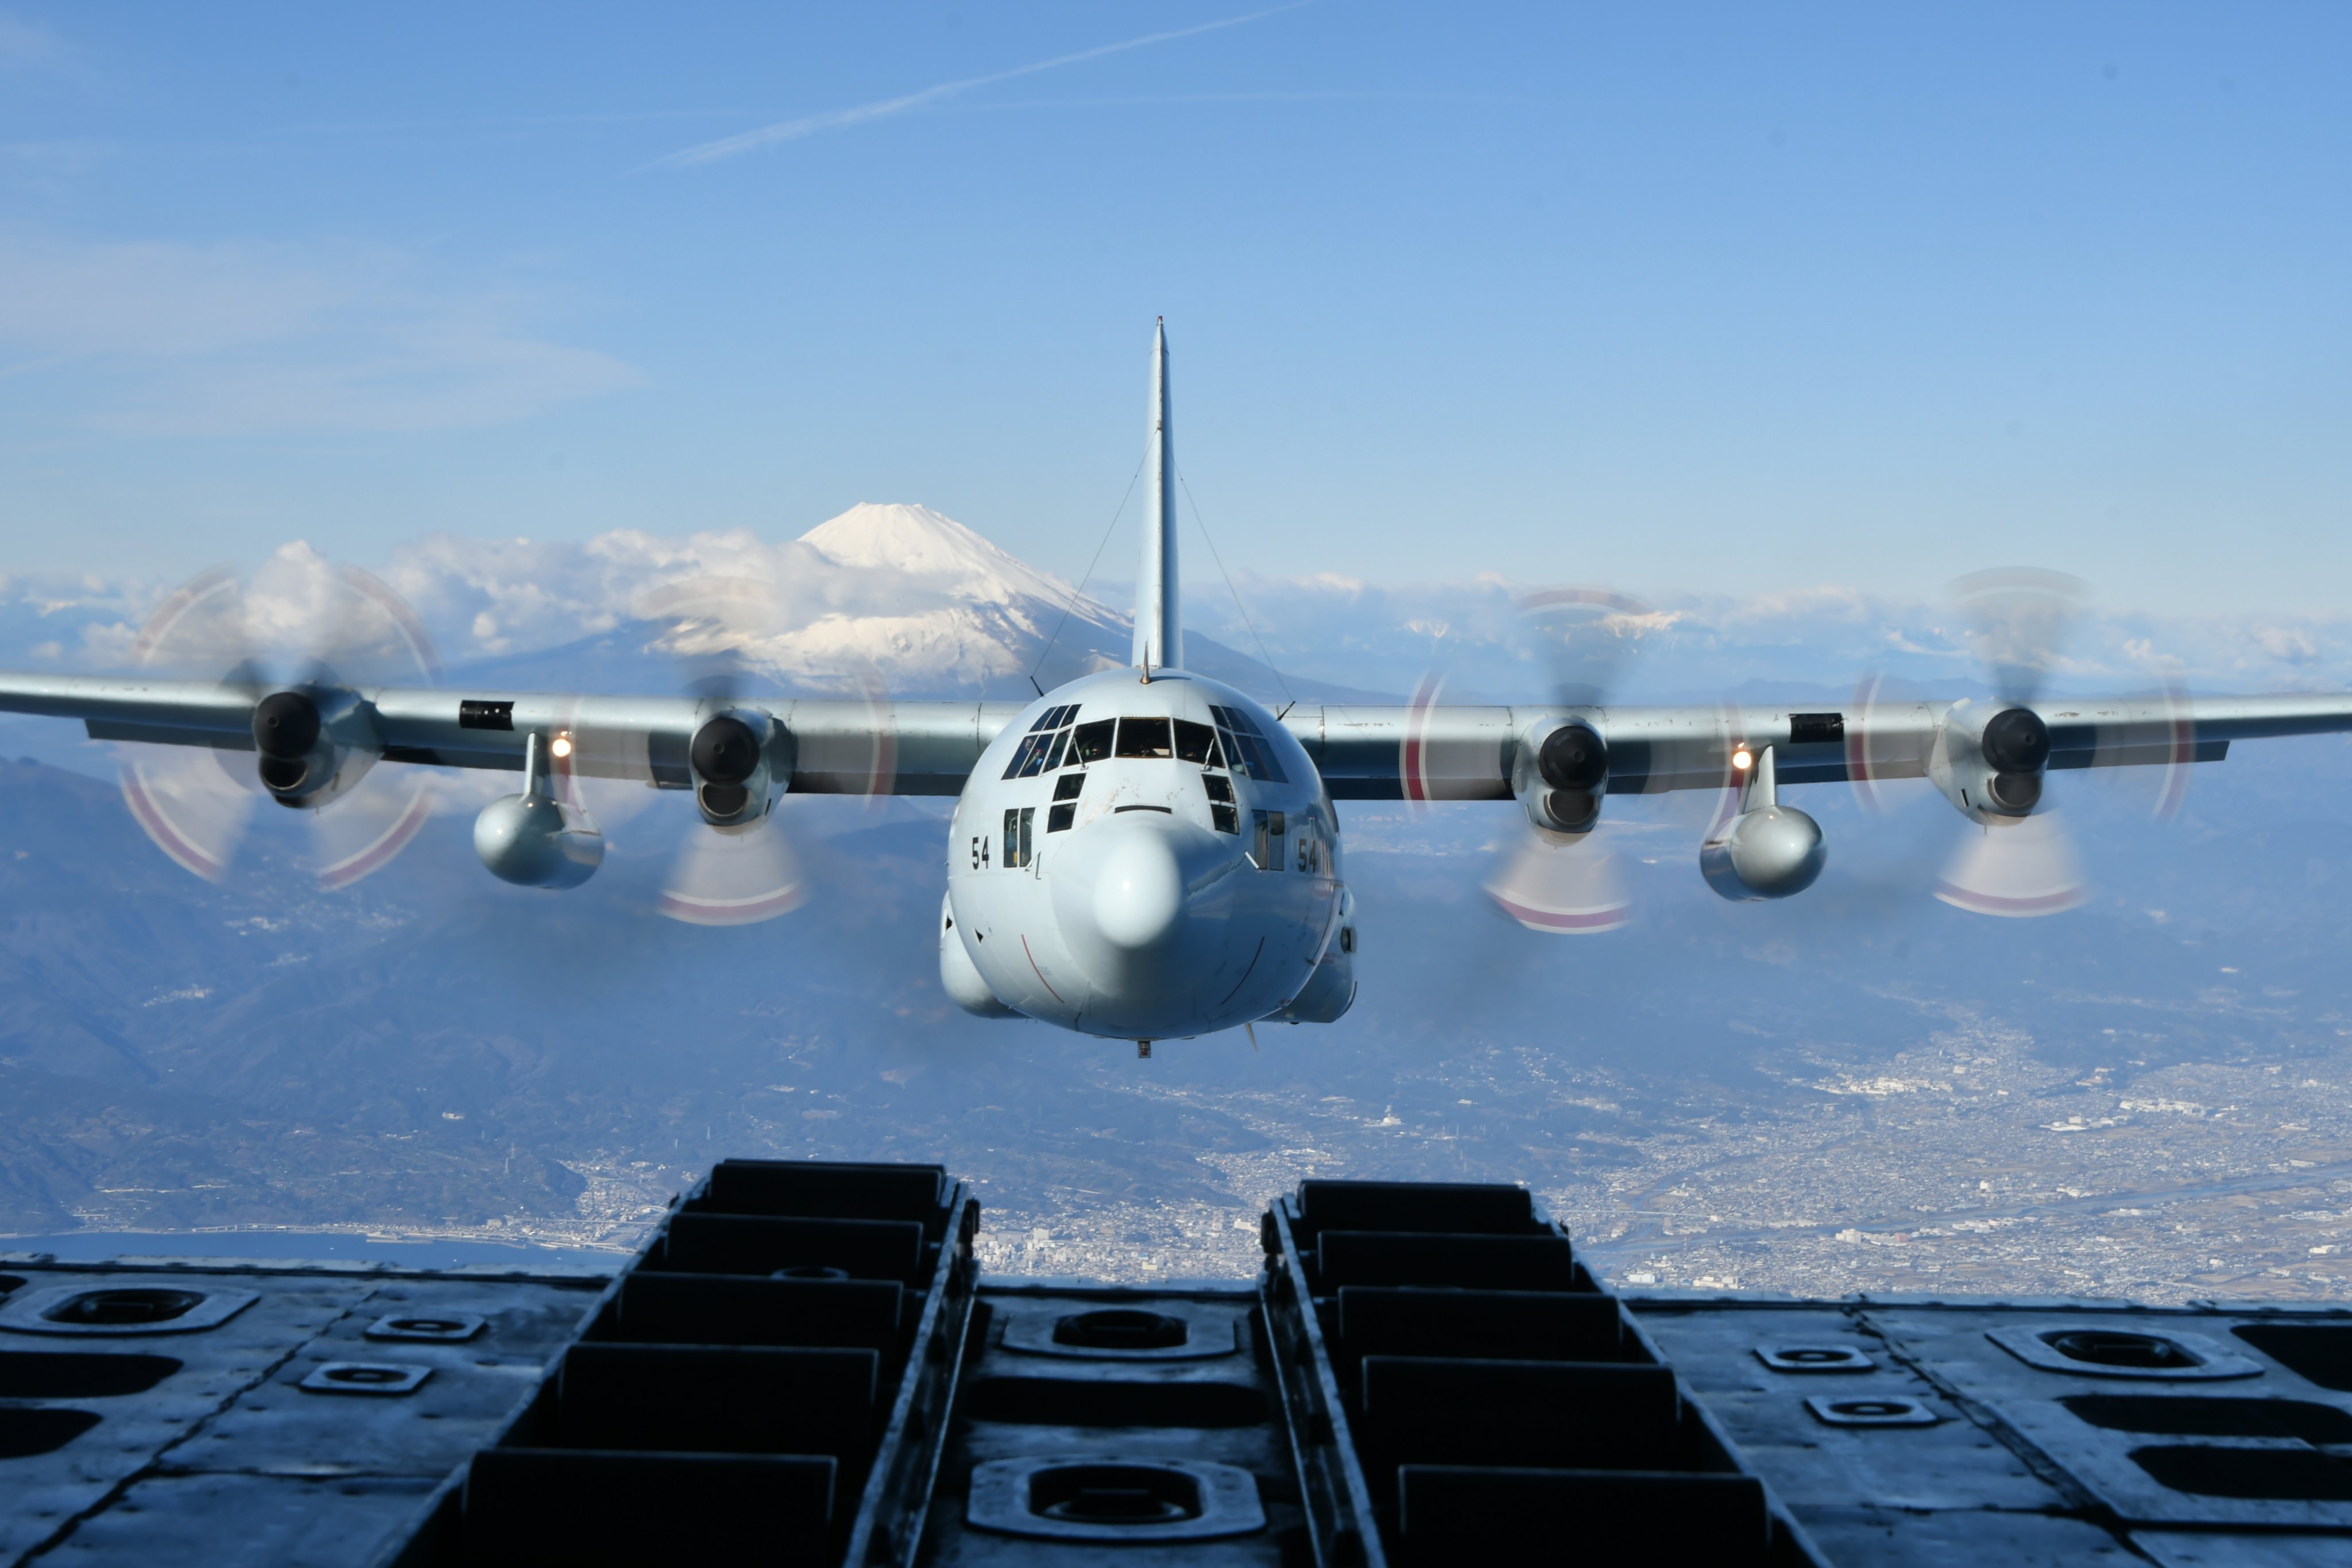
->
388, 501, 1390, 706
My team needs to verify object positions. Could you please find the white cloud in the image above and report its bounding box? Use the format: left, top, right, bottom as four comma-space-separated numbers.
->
0, 233, 635, 435
10, 505, 2352, 709
1192, 571, 2352, 704
2254, 624, 2322, 667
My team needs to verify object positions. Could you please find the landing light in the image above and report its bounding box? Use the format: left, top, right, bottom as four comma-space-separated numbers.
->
1731, 748, 1753, 772
550, 734, 573, 760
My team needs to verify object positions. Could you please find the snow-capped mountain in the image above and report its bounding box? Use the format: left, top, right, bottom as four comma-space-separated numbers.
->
766, 501, 1135, 694
378, 501, 1131, 698
399, 501, 1351, 701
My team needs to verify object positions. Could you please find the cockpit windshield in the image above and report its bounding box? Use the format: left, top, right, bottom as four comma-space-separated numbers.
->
1113, 717, 1173, 758
1070, 719, 1113, 765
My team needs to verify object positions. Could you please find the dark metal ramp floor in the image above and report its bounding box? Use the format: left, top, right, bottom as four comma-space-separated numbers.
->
7, 1163, 2352, 1565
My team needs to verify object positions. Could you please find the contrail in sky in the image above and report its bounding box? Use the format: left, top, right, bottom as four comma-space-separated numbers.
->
645, 3, 1310, 171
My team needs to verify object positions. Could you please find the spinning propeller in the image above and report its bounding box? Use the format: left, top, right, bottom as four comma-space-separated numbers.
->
118, 556, 441, 888
1928, 568, 2091, 917
543, 574, 900, 926
1853, 569, 2198, 917
1476, 587, 1664, 934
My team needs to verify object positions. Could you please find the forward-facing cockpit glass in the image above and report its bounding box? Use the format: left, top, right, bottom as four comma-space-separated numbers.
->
1069, 719, 1113, 766
1174, 719, 1218, 765
1113, 717, 1173, 758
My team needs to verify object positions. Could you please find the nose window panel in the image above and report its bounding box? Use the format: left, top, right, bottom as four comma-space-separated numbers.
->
1003, 808, 1035, 868
1115, 718, 1173, 758
1054, 773, 1085, 803
1071, 720, 1115, 765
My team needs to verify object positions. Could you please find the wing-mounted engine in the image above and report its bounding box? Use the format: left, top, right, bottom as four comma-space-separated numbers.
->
655, 707, 808, 924
91, 562, 445, 888
251, 683, 385, 808
688, 709, 790, 825
1927, 698, 2051, 822
1700, 745, 1825, 901
1514, 715, 1608, 832
1483, 715, 1634, 932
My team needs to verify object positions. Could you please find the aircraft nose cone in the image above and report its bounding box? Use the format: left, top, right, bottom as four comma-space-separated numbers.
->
1092, 828, 1185, 951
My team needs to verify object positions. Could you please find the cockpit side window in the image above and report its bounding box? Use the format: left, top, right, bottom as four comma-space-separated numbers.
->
1208, 703, 1287, 784
1252, 808, 1285, 869
1114, 717, 1173, 758
1001, 733, 1044, 779
1004, 706, 1083, 779
1070, 719, 1114, 765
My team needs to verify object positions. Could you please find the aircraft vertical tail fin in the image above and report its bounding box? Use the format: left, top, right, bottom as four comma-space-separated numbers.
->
1132, 319, 1182, 673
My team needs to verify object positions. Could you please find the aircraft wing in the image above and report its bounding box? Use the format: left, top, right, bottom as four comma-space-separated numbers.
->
1283, 691, 2352, 800
11, 671, 2352, 803
0, 673, 1026, 797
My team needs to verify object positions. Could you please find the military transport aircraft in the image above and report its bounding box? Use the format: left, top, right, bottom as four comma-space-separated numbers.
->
5, 322, 2351, 1047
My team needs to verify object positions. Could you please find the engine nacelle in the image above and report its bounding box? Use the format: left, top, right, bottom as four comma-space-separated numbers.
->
1701, 803, 1826, 901
474, 792, 604, 889
690, 710, 784, 826
939, 894, 1016, 1017
1928, 699, 2051, 823
1515, 717, 1608, 833
252, 687, 378, 809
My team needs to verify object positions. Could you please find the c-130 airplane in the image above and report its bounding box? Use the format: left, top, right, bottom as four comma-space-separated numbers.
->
6, 322, 2352, 1050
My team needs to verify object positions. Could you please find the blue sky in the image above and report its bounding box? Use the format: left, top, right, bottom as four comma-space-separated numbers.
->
2, 3, 2348, 614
